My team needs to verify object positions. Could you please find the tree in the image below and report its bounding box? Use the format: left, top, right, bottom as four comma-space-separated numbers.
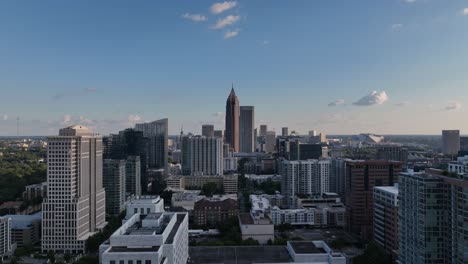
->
352, 242, 393, 264
201, 182, 222, 197
47, 250, 55, 264
9, 256, 17, 264
64, 253, 72, 263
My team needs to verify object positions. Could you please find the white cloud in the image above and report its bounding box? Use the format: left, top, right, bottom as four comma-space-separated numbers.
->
444, 101, 462, 111
461, 8, 468, 16
224, 29, 239, 39
128, 115, 142, 123
79, 116, 95, 124
211, 1, 237, 14
353, 91, 389, 106
2, 114, 7, 121
391, 24, 403, 31
328, 99, 345, 107
212, 15, 240, 29
182, 13, 207, 22
404, 0, 416, 3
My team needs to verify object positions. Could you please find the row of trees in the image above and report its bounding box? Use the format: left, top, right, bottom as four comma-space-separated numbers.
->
0, 148, 46, 204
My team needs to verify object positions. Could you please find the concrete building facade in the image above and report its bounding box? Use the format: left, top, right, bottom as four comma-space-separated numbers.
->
181, 135, 223, 176
42, 125, 106, 253
225, 87, 240, 152
373, 186, 399, 258
103, 159, 126, 216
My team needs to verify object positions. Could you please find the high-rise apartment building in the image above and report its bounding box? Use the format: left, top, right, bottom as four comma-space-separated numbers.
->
225, 87, 240, 152
373, 186, 398, 258
181, 135, 223, 176
103, 159, 126, 216
399, 170, 468, 264
282, 127, 289, 137
0, 217, 13, 261
281, 159, 331, 208
202, 124, 215, 138
345, 160, 401, 240
442, 130, 460, 155
126, 156, 141, 196
239, 106, 255, 153
42, 125, 106, 254
135, 118, 168, 175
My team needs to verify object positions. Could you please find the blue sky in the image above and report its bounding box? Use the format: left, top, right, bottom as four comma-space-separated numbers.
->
1, 0, 468, 135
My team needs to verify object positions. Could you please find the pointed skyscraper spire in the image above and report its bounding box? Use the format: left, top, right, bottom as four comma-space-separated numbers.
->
229, 83, 236, 98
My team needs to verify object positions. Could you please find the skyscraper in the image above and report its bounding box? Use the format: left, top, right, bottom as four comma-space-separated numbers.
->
103, 128, 148, 192
202, 124, 215, 138
398, 170, 468, 264
282, 127, 289, 137
103, 159, 126, 216
260, 125, 268, 137
239, 106, 254, 153
42, 125, 106, 254
442, 130, 460, 155
373, 186, 399, 258
181, 135, 224, 176
135, 118, 168, 175
0, 217, 13, 261
265, 131, 276, 153
214, 130, 223, 139
345, 160, 401, 240
125, 156, 141, 196
225, 86, 240, 152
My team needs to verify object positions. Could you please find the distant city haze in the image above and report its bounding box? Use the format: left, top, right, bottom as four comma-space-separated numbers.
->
1, 1, 468, 135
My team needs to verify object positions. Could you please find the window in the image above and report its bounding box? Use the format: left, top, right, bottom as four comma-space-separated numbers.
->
128, 261, 133, 264
145, 261, 151, 264
137, 261, 142, 264
110, 261, 116, 264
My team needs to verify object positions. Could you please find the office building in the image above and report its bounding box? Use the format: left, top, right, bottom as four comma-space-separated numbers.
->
281, 160, 331, 208
125, 195, 165, 220
213, 130, 223, 139
189, 240, 345, 264
225, 87, 240, 152
373, 186, 398, 258
239, 213, 274, 244
99, 212, 188, 264
0, 217, 13, 261
290, 142, 325, 160
460, 136, 468, 151
135, 118, 168, 175
442, 129, 460, 155
202, 124, 214, 138
265, 131, 276, 153
260, 125, 268, 137
376, 145, 408, 169
239, 106, 255, 153
282, 127, 289, 137
42, 125, 106, 254
165, 175, 238, 194
181, 135, 223, 176
345, 160, 401, 240
103, 159, 126, 216
193, 197, 238, 227
6, 212, 42, 247
126, 156, 142, 196
104, 128, 148, 192
22, 182, 47, 201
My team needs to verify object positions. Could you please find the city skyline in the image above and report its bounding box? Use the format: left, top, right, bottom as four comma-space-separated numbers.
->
1, 1, 468, 135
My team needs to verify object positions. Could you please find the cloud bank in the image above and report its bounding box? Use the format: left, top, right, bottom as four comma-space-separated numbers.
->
211, 1, 237, 14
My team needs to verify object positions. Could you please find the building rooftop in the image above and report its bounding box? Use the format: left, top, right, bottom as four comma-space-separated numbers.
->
188, 246, 292, 264
374, 185, 399, 195
289, 241, 326, 254
5, 212, 42, 229
127, 195, 161, 204
109, 246, 160, 253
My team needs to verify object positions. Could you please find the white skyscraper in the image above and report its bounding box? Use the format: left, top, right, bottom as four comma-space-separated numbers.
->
0, 217, 13, 261
281, 159, 331, 208
181, 135, 223, 176
42, 125, 106, 254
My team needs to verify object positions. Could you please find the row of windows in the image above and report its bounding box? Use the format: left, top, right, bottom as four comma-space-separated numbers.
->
109, 260, 151, 264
